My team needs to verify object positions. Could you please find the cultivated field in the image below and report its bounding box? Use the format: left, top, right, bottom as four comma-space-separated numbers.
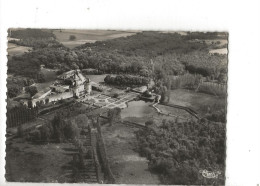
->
53, 29, 139, 49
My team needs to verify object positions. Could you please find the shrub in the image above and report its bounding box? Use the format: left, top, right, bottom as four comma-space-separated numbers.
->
17, 125, 24, 137
145, 120, 154, 126
69, 35, 76, 41
25, 86, 38, 97
40, 124, 52, 142
64, 121, 79, 140
112, 93, 119, 98
86, 149, 93, 159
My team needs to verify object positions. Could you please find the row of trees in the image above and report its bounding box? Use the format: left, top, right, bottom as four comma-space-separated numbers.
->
9, 28, 56, 39
6, 106, 38, 128
9, 38, 63, 49
136, 119, 226, 185
104, 75, 149, 86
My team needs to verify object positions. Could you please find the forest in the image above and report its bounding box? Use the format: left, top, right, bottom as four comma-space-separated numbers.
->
137, 119, 226, 185
8, 30, 227, 83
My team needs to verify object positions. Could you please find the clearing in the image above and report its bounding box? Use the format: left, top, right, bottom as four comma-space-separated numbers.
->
101, 123, 160, 184
168, 89, 226, 117
7, 43, 32, 57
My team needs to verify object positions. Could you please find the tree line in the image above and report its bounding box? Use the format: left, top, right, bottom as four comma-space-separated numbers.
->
104, 75, 149, 86
7, 106, 38, 128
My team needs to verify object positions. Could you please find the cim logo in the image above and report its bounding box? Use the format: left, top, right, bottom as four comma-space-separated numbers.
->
199, 170, 221, 179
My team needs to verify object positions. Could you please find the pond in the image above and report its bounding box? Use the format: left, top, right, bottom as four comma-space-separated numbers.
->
121, 100, 155, 119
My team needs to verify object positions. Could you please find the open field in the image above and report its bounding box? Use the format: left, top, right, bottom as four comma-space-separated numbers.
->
209, 48, 228, 54
102, 123, 160, 184
169, 89, 226, 117
6, 137, 76, 182
7, 43, 32, 57
121, 100, 197, 125
53, 29, 139, 49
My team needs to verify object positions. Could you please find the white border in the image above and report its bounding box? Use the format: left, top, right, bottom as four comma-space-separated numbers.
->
1, 0, 260, 185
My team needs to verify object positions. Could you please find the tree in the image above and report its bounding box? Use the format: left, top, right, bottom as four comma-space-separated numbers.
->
108, 107, 121, 126
25, 86, 38, 97
17, 125, 24, 137
7, 86, 21, 98
145, 120, 154, 126
69, 35, 76, 41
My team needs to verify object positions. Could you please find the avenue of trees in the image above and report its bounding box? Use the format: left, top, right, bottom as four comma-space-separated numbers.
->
7, 106, 38, 128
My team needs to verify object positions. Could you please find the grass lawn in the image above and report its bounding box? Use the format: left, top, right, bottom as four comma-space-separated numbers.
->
169, 89, 227, 117
101, 123, 160, 184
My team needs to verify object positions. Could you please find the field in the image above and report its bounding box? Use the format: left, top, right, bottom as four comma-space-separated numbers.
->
121, 100, 197, 125
6, 137, 76, 182
101, 123, 160, 184
209, 48, 228, 54
168, 89, 226, 117
53, 29, 139, 49
7, 42, 32, 57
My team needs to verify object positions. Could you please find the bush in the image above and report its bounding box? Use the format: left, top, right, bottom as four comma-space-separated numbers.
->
40, 124, 52, 142
25, 86, 38, 97
145, 120, 154, 126
86, 149, 93, 159
69, 35, 76, 41
112, 93, 119, 98
17, 125, 24, 137
205, 109, 226, 123
63, 121, 79, 140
